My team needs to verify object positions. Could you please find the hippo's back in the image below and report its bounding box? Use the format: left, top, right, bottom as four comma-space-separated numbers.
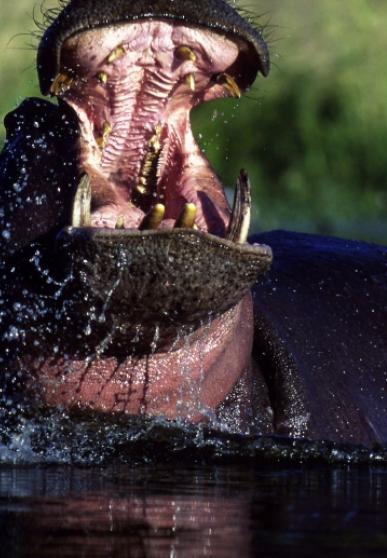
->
251, 230, 387, 447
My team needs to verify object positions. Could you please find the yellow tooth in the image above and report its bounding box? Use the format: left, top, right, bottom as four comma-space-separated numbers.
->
185, 73, 196, 92
135, 184, 147, 195
176, 45, 197, 63
107, 45, 125, 64
149, 136, 161, 152
139, 204, 165, 230
174, 203, 197, 229
149, 122, 162, 152
97, 71, 108, 84
96, 121, 112, 149
136, 123, 163, 191
135, 177, 148, 195
50, 73, 74, 96
217, 73, 241, 99
115, 215, 125, 229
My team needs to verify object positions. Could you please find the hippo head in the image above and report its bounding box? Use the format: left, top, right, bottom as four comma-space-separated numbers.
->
34, 0, 272, 346
0, 0, 272, 422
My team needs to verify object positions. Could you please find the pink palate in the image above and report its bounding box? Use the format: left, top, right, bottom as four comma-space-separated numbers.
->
60, 21, 241, 234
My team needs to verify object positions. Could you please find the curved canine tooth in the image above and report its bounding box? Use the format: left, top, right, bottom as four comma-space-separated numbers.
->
50, 73, 74, 96
72, 174, 91, 227
107, 45, 125, 64
139, 204, 165, 230
97, 71, 108, 84
96, 121, 112, 149
176, 45, 197, 62
185, 73, 196, 92
227, 170, 251, 244
216, 73, 242, 99
174, 203, 197, 229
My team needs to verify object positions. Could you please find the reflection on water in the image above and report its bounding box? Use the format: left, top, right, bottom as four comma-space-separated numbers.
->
1, 465, 387, 557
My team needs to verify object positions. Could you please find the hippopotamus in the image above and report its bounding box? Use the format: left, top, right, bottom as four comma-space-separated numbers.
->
0, 0, 386, 448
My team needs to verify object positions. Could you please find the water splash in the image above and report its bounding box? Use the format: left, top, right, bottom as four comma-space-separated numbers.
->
0, 406, 387, 466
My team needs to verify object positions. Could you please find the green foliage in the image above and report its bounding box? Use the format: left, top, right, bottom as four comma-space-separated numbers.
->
1, 0, 387, 242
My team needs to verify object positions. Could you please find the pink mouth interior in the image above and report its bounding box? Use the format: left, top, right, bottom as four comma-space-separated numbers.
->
60, 21, 246, 236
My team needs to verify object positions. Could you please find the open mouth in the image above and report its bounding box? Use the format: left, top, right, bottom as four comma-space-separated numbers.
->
48, 19, 265, 243
29, 6, 273, 349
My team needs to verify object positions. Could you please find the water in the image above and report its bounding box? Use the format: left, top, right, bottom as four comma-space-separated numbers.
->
0, 412, 386, 556
1, 464, 387, 557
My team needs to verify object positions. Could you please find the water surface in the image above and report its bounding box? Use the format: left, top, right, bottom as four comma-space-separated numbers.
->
1, 464, 387, 557
1, 411, 387, 557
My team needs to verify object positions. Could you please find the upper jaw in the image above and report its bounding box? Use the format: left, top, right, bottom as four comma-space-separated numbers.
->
37, 0, 269, 96
52, 20, 259, 242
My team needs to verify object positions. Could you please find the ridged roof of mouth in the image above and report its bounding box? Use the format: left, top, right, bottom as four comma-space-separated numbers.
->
38, 1, 269, 242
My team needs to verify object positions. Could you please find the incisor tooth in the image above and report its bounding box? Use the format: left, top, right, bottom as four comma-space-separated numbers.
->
185, 73, 196, 92
107, 45, 125, 64
139, 204, 165, 230
174, 203, 197, 229
72, 174, 91, 227
227, 170, 251, 244
176, 45, 197, 62
216, 73, 241, 99
50, 73, 74, 96
115, 215, 125, 229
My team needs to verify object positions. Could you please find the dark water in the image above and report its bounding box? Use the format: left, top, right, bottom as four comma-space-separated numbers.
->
0, 414, 387, 557
1, 464, 387, 557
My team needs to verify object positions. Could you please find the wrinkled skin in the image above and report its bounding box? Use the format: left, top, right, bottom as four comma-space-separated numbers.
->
1, 0, 387, 448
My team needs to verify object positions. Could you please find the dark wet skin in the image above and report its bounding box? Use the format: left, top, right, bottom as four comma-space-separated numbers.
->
1, 0, 387, 447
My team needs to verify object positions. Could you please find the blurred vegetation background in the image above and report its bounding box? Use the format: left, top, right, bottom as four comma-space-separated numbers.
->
0, 0, 386, 242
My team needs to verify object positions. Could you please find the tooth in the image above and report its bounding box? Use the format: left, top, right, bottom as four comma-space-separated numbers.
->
136, 124, 163, 192
149, 123, 162, 152
227, 170, 251, 243
216, 73, 241, 99
107, 45, 125, 64
96, 121, 112, 149
72, 174, 91, 227
174, 203, 197, 229
50, 73, 74, 96
135, 179, 148, 195
139, 204, 165, 230
115, 215, 125, 229
97, 71, 108, 84
149, 136, 161, 153
176, 46, 197, 62
135, 185, 147, 195
185, 73, 196, 92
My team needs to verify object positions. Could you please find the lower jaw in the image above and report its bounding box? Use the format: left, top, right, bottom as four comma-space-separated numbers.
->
21, 295, 254, 420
